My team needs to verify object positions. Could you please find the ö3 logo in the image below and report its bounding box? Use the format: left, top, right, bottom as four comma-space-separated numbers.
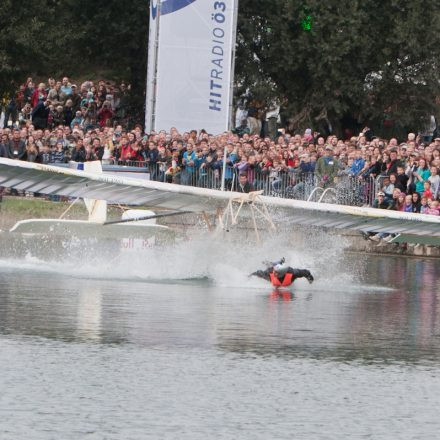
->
151, 0, 197, 19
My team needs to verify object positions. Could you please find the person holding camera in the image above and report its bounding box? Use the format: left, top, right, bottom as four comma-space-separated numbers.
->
98, 100, 113, 128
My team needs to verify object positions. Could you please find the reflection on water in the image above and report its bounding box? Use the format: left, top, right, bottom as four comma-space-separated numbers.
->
0, 255, 439, 363
76, 286, 102, 341
0, 255, 440, 439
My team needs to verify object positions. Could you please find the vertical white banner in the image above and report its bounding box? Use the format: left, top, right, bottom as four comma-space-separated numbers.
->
146, 0, 238, 135
145, 1, 160, 132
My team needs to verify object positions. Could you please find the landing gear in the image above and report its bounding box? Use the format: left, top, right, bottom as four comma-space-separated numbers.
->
218, 191, 276, 243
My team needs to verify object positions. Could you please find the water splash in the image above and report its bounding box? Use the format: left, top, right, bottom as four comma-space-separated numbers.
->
0, 226, 364, 292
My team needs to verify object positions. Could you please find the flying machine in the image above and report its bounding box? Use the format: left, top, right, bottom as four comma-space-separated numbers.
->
0, 157, 439, 246
1, 160, 172, 241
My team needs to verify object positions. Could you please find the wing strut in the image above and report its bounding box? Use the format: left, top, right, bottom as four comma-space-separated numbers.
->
103, 210, 191, 225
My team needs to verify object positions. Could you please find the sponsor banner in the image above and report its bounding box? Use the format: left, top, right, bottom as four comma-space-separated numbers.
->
145, 0, 238, 134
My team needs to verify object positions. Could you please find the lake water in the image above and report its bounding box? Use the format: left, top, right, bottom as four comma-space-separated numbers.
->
0, 244, 439, 439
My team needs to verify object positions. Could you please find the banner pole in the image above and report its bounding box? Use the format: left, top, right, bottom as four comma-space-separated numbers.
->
151, 0, 162, 132
228, 0, 239, 132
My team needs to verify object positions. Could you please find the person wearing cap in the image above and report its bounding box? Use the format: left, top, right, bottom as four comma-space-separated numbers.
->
70, 110, 84, 129
250, 258, 314, 288
372, 191, 392, 209
315, 145, 339, 187
69, 85, 81, 112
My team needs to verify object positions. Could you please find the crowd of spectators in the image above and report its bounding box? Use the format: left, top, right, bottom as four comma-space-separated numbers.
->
0, 76, 439, 219
0, 76, 130, 133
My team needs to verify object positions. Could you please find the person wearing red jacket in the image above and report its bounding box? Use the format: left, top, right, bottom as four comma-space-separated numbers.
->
98, 101, 113, 128
120, 141, 137, 163
31, 83, 47, 108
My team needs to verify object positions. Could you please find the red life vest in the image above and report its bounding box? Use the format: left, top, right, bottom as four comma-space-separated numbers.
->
269, 272, 294, 287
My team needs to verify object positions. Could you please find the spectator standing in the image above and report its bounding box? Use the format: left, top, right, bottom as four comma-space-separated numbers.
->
181, 144, 198, 185
23, 80, 34, 104
52, 105, 65, 127
372, 191, 392, 209
420, 197, 430, 214
20, 103, 32, 122
31, 100, 51, 129
3, 95, 18, 128
98, 101, 113, 128
25, 136, 39, 162
84, 144, 97, 161
0, 135, 8, 157
63, 100, 74, 127
70, 110, 84, 129
414, 158, 431, 194
47, 81, 62, 105
92, 138, 104, 161
395, 165, 409, 193
402, 194, 413, 212
422, 181, 433, 200
59, 77, 72, 102
37, 144, 52, 164
71, 139, 86, 162
31, 83, 47, 108
235, 172, 254, 193
428, 166, 439, 199
69, 85, 81, 112
8, 129, 26, 159
411, 192, 421, 213
382, 176, 394, 200
50, 142, 65, 163
315, 146, 339, 187
386, 149, 401, 175
350, 150, 365, 176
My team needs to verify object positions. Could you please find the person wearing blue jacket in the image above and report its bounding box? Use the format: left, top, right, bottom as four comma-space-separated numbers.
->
181, 144, 197, 185
224, 144, 237, 188
350, 150, 365, 176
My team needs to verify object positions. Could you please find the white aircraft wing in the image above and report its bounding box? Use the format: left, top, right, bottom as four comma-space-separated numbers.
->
1, 158, 439, 239
0, 158, 227, 211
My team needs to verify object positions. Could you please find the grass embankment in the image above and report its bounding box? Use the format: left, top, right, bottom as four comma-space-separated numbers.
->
0, 197, 124, 230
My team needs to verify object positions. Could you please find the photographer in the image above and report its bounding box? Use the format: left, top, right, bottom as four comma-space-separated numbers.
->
98, 100, 113, 128
8, 128, 26, 160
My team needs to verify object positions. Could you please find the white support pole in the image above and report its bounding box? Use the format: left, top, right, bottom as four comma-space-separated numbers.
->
145, 0, 162, 132
151, 0, 162, 131
228, 0, 239, 131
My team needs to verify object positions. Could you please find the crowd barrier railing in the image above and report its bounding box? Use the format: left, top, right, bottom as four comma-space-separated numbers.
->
109, 160, 376, 206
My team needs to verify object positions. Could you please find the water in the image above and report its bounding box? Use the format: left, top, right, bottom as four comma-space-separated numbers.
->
0, 243, 439, 439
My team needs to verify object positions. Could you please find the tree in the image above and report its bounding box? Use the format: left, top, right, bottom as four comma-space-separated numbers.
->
0, 0, 149, 121
236, 0, 440, 137
2, 0, 440, 136
0, 0, 61, 92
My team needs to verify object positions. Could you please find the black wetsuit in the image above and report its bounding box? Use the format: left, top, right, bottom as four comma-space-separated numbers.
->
251, 267, 314, 283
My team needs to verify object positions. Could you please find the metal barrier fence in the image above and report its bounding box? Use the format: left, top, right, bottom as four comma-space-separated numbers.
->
110, 160, 377, 206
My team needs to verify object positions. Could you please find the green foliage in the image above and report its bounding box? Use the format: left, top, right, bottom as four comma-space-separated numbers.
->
1, 0, 440, 135
0, 0, 148, 118
236, 0, 440, 135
